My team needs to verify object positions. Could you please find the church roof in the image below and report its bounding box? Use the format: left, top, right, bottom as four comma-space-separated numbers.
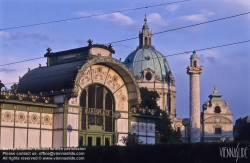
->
123, 48, 171, 80
123, 17, 172, 81
17, 40, 116, 95
208, 85, 223, 100
190, 51, 198, 59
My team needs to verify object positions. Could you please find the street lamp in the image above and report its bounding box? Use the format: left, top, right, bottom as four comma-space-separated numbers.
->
182, 118, 190, 142
113, 111, 121, 145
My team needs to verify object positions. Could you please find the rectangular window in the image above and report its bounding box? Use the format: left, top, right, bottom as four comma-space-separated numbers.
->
88, 137, 92, 146
79, 136, 83, 147
96, 137, 101, 146
215, 128, 221, 134
105, 137, 110, 146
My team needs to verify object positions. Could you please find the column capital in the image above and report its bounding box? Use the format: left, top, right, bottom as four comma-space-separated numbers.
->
187, 66, 202, 75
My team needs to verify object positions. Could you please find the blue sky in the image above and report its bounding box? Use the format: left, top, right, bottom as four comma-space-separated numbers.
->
0, 0, 249, 123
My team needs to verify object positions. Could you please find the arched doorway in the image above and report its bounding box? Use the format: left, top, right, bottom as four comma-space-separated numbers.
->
79, 84, 115, 146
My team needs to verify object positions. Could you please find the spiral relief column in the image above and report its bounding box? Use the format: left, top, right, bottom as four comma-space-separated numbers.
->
187, 51, 202, 142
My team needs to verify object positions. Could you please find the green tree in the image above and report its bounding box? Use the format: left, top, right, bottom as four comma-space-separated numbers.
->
120, 133, 143, 146
156, 109, 181, 143
140, 87, 160, 110
235, 123, 250, 141
139, 87, 181, 143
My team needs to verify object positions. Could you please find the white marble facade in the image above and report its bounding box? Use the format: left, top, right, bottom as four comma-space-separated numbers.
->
0, 109, 53, 149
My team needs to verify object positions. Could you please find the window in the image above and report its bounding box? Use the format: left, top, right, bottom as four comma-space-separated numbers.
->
88, 137, 92, 146
145, 37, 148, 45
145, 72, 152, 81
79, 136, 83, 146
193, 60, 197, 67
80, 84, 114, 131
215, 128, 221, 134
96, 137, 101, 146
214, 106, 221, 113
105, 138, 110, 146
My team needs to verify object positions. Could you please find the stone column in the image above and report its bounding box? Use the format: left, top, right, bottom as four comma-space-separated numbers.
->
187, 51, 202, 142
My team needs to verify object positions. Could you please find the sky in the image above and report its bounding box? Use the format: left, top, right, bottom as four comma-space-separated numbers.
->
0, 0, 249, 124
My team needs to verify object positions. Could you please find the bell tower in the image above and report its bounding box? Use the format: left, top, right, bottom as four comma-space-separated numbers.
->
187, 51, 203, 142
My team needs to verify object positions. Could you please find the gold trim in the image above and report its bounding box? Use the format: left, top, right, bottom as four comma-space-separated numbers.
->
26, 106, 31, 111
39, 107, 44, 112
13, 104, 18, 110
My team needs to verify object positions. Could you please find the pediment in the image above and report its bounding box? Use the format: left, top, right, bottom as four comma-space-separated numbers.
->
204, 116, 232, 123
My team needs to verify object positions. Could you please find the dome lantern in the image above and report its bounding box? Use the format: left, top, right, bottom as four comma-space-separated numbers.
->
124, 16, 172, 82
139, 15, 152, 48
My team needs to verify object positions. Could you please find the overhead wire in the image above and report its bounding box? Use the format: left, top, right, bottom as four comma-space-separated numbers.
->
109, 11, 250, 44
2, 39, 250, 86
1, 11, 249, 67
0, 0, 191, 31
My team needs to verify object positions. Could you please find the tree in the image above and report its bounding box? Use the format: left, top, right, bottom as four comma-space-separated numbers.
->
235, 123, 250, 141
139, 87, 160, 110
155, 109, 181, 143
120, 133, 143, 146
139, 87, 181, 143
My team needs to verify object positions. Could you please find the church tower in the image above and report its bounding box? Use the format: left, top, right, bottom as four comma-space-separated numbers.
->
187, 51, 202, 142
123, 16, 176, 118
139, 16, 152, 48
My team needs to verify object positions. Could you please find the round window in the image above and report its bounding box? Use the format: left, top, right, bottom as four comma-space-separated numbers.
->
145, 72, 152, 81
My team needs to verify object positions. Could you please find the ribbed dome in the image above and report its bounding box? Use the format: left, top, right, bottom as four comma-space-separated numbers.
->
123, 47, 171, 81
123, 17, 172, 81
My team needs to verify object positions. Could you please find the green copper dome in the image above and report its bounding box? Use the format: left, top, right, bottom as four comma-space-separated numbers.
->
190, 51, 198, 59
123, 47, 171, 81
123, 17, 172, 81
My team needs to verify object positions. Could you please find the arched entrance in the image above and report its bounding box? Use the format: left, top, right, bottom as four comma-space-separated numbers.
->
67, 56, 142, 147
79, 84, 114, 146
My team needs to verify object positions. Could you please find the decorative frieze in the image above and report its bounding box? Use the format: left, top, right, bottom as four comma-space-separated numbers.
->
30, 113, 40, 124
131, 122, 155, 135
41, 113, 53, 127
74, 56, 141, 103
16, 93, 27, 101
0, 91, 53, 104
130, 106, 156, 115
204, 116, 233, 123
42, 96, 52, 104
1, 91, 14, 99
28, 92, 39, 102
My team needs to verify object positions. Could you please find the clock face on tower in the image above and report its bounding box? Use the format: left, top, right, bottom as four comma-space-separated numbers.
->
214, 117, 221, 123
